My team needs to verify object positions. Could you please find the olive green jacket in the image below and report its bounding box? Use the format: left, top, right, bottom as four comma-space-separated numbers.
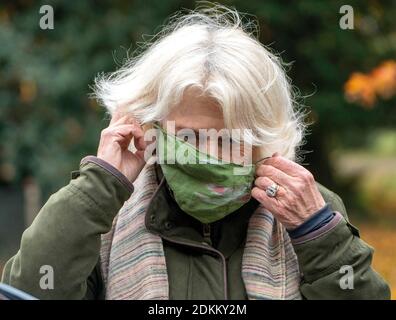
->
1, 157, 391, 300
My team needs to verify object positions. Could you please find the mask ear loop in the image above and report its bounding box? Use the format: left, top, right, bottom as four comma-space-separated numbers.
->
152, 122, 179, 201
152, 121, 165, 183
254, 156, 271, 166
152, 121, 161, 130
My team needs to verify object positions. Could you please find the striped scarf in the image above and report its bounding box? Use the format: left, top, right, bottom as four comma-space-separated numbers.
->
100, 164, 302, 300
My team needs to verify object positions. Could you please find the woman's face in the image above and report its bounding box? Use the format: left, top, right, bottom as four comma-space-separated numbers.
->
161, 88, 259, 164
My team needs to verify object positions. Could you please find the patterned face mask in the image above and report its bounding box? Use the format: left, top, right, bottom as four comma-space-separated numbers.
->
155, 124, 255, 224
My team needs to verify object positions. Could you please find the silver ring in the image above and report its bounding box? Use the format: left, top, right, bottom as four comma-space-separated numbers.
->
266, 183, 279, 198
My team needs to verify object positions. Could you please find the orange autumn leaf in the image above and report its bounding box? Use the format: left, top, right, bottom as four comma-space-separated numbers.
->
344, 72, 376, 107
344, 60, 396, 108
371, 60, 396, 99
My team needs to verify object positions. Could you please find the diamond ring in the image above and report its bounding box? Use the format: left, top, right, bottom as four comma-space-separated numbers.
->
266, 183, 279, 198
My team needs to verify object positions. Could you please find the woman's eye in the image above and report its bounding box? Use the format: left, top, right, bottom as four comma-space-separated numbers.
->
178, 133, 194, 141
178, 133, 198, 147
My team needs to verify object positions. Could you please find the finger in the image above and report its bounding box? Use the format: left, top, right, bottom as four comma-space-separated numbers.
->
108, 122, 147, 150
264, 153, 306, 176
134, 150, 146, 162
105, 124, 144, 148
134, 134, 147, 151
256, 164, 293, 186
109, 127, 134, 149
110, 113, 140, 128
115, 124, 147, 152
118, 122, 145, 138
109, 109, 130, 125
251, 186, 278, 212
265, 155, 316, 184
263, 155, 306, 176
116, 119, 146, 150
110, 114, 129, 127
254, 176, 287, 198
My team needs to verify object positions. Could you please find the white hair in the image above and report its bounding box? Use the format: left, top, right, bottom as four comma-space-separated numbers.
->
93, 3, 307, 161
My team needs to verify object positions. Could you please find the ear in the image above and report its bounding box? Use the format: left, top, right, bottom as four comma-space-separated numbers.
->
142, 122, 154, 133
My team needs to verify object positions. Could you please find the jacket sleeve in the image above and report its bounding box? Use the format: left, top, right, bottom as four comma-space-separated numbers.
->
292, 190, 391, 300
1, 156, 133, 300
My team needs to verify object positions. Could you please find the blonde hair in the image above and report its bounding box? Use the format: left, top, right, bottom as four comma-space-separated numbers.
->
93, 2, 307, 161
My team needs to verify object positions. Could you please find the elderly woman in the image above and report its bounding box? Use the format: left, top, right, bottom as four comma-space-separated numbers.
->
1, 5, 390, 300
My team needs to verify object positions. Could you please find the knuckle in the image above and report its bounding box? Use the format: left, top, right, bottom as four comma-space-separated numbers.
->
287, 193, 299, 207
292, 182, 304, 195
271, 157, 281, 166
255, 176, 268, 188
254, 177, 262, 187
278, 187, 287, 198
302, 171, 314, 182
260, 164, 273, 176
266, 156, 276, 163
101, 128, 110, 137
256, 164, 265, 175
252, 188, 265, 202
306, 171, 313, 179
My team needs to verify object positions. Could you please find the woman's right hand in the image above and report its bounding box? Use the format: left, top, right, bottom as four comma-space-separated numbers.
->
97, 110, 147, 183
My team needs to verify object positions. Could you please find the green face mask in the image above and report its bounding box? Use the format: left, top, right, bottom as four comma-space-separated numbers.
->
156, 125, 255, 224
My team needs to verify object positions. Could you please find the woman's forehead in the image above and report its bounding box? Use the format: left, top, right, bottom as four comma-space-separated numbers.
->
163, 89, 225, 131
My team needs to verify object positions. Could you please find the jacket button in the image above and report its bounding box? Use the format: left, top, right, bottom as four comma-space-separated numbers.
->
164, 221, 173, 230
150, 214, 156, 224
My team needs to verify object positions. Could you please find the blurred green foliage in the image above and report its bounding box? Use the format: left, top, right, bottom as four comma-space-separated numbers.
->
0, 0, 395, 201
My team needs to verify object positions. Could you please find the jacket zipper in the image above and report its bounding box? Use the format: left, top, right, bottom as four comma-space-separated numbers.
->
147, 177, 229, 300
203, 223, 211, 245
160, 234, 229, 300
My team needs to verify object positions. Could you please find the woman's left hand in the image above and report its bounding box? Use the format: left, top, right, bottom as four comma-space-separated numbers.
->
251, 153, 326, 230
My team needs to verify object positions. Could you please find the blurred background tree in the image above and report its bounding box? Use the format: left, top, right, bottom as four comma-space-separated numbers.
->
0, 0, 395, 295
